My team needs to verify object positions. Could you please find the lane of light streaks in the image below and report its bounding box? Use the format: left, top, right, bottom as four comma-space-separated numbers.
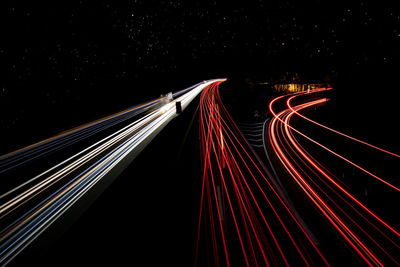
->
268, 89, 400, 266
0, 79, 224, 265
0, 97, 162, 174
196, 82, 328, 266
0, 80, 209, 174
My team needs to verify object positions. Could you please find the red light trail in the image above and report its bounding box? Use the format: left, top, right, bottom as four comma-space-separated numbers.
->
268, 89, 400, 265
197, 83, 400, 266
196, 82, 328, 266
286, 95, 400, 159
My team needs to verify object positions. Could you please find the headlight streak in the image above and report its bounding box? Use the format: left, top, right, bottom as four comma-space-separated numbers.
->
269, 89, 400, 266
0, 79, 224, 265
196, 82, 328, 266
0, 98, 162, 174
0, 80, 210, 176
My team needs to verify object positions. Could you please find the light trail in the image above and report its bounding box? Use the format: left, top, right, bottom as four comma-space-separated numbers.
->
0, 97, 159, 174
0, 81, 209, 175
196, 82, 328, 266
268, 89, 400, 265
0, 79, 224, 265
6, 79, 397, 265
286, 94, 400, 158
270, 93, 400, 192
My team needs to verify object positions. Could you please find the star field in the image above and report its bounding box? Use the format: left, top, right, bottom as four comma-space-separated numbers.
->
2, 0, 400, 153
5, 1, 400, 83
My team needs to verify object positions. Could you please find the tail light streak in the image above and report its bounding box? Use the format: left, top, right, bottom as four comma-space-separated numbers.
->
268, 89, 400, 265
196, 82, 328, 266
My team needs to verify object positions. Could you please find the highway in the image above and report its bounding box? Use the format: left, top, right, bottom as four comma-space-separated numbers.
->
196, 82, 400, 266
0, 78, 225, 265
2, 78, 399, 266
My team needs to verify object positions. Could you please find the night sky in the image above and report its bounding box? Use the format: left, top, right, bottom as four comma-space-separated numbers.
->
3, 0, 400, 152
